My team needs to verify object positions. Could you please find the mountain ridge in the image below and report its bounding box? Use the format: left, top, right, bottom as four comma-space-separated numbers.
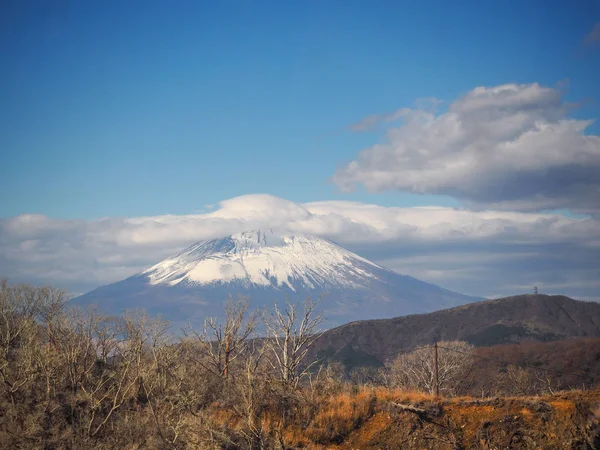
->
310, 293, 600, 368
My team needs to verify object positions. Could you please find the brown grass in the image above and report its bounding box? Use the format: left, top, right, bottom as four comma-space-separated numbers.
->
201, 387, 600, 449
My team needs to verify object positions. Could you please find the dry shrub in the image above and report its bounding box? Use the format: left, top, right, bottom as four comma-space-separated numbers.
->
303, 388, 377, 445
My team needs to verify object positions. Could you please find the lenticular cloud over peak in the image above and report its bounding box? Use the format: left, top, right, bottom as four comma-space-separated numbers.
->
209, 194, 312, 221
334, 82, 600, 215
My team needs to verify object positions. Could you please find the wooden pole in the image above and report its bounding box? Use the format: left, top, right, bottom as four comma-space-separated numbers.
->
434, 342, 439, 398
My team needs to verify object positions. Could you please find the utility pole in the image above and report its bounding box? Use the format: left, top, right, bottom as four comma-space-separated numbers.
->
434, 342, 439, 398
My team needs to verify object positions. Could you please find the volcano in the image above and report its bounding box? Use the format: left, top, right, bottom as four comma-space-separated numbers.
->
72, 230, 481, 328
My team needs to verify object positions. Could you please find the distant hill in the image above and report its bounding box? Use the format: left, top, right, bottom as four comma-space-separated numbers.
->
311, 294, 600, 368
465, 338, 600, 393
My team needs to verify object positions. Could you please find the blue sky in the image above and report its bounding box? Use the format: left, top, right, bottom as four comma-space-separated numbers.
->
1, 0, 599, 219
1, 0, 600, 301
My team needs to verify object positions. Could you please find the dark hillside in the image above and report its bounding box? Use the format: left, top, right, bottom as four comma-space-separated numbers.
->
311, 294, 600, 368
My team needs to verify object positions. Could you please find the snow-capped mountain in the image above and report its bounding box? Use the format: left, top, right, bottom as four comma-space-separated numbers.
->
72, 230, 481, 329
144, 230, 389, 291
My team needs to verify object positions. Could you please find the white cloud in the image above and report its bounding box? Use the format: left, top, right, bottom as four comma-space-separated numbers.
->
334, 83, 600, 214
348, 98, 442, 132
348, 109, 407, 132
1, 194, 599, 301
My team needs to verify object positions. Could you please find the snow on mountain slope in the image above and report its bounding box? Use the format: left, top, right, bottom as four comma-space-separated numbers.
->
143, 230, 381, 290
72, 230, 482, 329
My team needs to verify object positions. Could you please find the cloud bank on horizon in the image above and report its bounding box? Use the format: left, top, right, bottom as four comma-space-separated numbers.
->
1, 192, 599, 301
334, 83, 600, 214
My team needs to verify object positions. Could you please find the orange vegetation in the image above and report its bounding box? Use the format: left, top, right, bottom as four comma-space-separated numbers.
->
208, 387, 600, 449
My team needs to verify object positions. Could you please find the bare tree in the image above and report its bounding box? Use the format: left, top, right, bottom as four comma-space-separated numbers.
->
535, 370, 557, 395
187, 296, 257, 380
501, 365, 535, 396
53, 307, 105, 397
82, 310, 160, 437
389, 341, 474, 395
133, 314, 193, 449
262, 298, 324, 388
231, 342, 270, 449
0, 281, 67, 405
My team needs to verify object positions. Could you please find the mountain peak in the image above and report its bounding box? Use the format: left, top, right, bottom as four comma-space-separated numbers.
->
141, 230, 380, 291
230, 229, 287, 250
